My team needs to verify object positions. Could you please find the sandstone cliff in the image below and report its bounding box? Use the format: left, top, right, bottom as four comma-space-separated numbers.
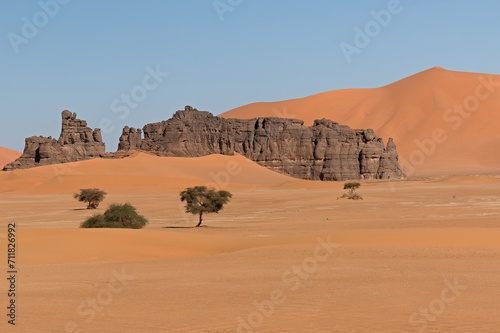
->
3, 111, 105, 170
5, 106, 405, 181
118, 106, 405, 180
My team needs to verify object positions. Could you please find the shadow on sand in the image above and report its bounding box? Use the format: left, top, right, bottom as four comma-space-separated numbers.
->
162, 225, 224, 229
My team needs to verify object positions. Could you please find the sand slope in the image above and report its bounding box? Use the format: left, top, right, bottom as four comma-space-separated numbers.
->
0, 147, 499, 331
0, 146, 21, 169
1, 173, 499, 332
221, 67, 500, 176
0, 152, 298, 194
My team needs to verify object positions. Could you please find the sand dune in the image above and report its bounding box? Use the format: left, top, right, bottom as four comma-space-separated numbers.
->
221, 67, 500, 176
0, 146, 21, 169
0, 152, 298, 194
1, 71, 499, 331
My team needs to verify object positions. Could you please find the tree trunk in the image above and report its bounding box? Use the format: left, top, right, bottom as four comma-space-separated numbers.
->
196, 213, 203, 227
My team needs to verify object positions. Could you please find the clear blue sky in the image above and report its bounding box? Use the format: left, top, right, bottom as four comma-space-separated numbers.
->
1, 0, 499, 151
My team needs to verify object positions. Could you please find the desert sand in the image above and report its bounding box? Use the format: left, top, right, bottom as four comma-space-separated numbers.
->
0, 147, 21, 170
0, 152, 499, 332
221, 67, 500, 176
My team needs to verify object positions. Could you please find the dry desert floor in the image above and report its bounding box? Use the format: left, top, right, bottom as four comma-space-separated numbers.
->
0, 153, 499, 332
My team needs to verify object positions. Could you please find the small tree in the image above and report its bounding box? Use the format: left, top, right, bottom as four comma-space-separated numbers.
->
339, 182, 363, 200
80, 203, 148, 229
74, 188, 107, 209
180, 186, 232, 227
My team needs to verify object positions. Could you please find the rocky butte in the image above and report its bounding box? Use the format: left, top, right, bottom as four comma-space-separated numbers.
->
3, 110, 105, 170
118, 106, 406, 181
5, 106, 406, 181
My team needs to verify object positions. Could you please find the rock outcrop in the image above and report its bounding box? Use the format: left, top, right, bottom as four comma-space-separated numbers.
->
4, 106, 405, 181
118, 106, 405, 180
3, 111, 105, 170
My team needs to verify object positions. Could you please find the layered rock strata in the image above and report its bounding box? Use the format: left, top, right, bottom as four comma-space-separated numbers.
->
118, 106, 405, 180
5, 106, 405, 181
3, 111, 105, 170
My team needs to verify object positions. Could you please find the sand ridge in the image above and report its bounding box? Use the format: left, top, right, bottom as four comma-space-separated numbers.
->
221, 67, 500, 176
0, 147, 21, 169
0, 152, 298, 195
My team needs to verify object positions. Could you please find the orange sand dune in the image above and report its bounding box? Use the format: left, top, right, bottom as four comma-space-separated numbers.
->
221, 67, 500, 176
0, 152, 298, 194
1, 104, 499, 331
0, 146, 21, 169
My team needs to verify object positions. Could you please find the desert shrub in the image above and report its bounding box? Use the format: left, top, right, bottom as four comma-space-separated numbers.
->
80, 214, 107, 228
338, 182, 363, 200
74, 188, 107, 209
80, 203, 148, 229
339, 192, 363, 200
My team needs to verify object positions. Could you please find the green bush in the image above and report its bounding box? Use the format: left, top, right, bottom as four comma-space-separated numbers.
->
80, 214, 107, 228
338, 182, 363, 200
339, 192, 363, 200
80, 203, 148, 229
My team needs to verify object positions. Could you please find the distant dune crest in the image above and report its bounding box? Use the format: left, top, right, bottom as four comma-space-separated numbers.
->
0, 147, 22, 169
6, 67, 498, 177
221, 67, 500, 175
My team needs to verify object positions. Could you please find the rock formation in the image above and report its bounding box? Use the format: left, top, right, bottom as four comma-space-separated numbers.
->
3, 111, 105, 170
118, 106, 405, 180
4, 106, 405, 181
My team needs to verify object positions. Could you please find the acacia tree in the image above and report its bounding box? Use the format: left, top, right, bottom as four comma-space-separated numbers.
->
74, 188, 107, 209
180, 186, 232, 227
340, 182, 363, 200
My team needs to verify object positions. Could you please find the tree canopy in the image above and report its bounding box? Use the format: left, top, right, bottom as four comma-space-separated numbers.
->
74, 188, 107, 209
343, 182, 361, 191
180, 186, 232, 227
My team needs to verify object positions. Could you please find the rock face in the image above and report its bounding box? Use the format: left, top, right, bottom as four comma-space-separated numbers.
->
3, 111, 105, 170
4, 106, 405, 181
118, 106, 405, 180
